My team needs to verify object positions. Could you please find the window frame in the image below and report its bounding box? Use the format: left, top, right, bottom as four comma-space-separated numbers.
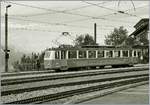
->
68, 50, 77, 59
78, 50, 87, 59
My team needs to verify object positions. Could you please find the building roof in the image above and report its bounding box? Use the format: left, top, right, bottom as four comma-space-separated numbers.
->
134, 18, 149, 29
130, 18, 149, 37
130, 24, 148, 36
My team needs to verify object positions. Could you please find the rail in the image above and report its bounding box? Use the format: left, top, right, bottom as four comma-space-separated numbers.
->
5, 76, 148, 104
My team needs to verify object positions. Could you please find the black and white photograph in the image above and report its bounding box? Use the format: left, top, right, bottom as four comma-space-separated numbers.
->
0, 0, 149, 104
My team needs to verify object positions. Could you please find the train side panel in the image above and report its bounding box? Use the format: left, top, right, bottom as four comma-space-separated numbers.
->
67, 57, 139, 68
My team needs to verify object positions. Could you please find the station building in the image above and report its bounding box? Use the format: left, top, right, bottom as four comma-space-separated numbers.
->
129, 18, 149, 63
130, 18, 149, 45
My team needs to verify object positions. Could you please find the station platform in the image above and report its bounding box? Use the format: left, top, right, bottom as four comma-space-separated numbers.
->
82, 84, 149, 104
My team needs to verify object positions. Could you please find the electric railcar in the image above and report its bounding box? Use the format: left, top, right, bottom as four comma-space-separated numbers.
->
44, 45, 142, 71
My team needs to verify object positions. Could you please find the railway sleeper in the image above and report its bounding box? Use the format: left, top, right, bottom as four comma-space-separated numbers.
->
5, 77, 148, 104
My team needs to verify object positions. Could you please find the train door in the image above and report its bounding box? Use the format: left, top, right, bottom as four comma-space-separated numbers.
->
60, 50, 68, 70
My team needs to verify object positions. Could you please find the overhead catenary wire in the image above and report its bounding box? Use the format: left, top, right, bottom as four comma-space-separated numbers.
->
82, 0, 142, 18
2, 0, 142, 31
62, 4, 147, 24
9, 27, 82, 46
2, 1, 147, 24
1, 1, 148, 49
2, 1, 147, 33
8, 25, 120, 42
3, 1, 103, 19
3, 1, 140, 24
2, 13, 137, 28
61, 4, 147, 24
1, 16, 116, 30
62, 14, 136, 24
8, 27, 95, 35
118, 0, 136, 11
7, 1, 110, 17
8, 26, 91, 46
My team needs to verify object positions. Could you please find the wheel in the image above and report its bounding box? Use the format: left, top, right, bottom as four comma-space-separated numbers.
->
60, 66, 68, 71
112, 65, 119, 68
55, 69, 61, 72
99, 66, 105, 69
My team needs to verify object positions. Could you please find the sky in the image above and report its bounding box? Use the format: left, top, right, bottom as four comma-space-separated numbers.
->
0, 1, 149, 53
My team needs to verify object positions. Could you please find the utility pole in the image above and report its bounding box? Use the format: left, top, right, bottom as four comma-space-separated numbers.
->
5, 5, 11, 72
94, 23, 97, 44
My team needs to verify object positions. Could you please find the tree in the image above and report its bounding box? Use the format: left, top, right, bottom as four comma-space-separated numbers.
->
125, 36, 135, 46
105, 26, 128, 46
74, 34, 97, 46
12, 60, 20, 71
138, 34, 149, 45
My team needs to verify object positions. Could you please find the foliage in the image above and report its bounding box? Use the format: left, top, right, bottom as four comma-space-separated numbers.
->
125, 35, 149, 46
12, 52, 45, 71
105, 26, 128, 46
74, 34, 97, 46
124, 36, 135, 46
138, 34, 149, 45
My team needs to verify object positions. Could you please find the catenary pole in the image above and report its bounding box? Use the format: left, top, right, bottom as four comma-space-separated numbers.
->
5, 5, 11, 72
94, 23, 97, 44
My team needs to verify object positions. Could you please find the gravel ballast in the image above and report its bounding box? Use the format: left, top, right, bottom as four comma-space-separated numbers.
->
2, 70, 148, 92
1, 77, 147, 103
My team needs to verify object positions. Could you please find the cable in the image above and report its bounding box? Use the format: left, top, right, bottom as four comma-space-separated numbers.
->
82, 1, 115, 12
9, 27, 62, 33
8, 27, 96, 35
61, 4, 146, 24
8, 1, 110, 17
1, 16, 115, 30
82, 1, 142, 18
3, 1, 141, 25
118, 0, 136, 11
62, 4, 147, 24
4, 1, 100, 18
62, 15, 136, 24
126, 4, 149, 12
5, 1, 137, 23
2, 1, 145, 32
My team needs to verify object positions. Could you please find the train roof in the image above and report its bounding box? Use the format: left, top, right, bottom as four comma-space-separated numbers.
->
45, 45, 148, 51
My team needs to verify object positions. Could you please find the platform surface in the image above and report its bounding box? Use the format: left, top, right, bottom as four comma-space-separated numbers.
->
82, 84, 149, 104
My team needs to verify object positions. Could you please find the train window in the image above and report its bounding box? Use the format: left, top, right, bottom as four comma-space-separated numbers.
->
97, 51, 104, 58
138, 51, 141, 58
114, 51, 120, 57
79, 50, 87, 58
106, 51, 113, 58
122, 51, 128, 57
61, 51, 66, 59
88, 51, 96, 58
55, 51, 60, 59
44, 51, 50, 58
44, 52, 50, 58
134, 50, 137, 57
68, 50, 77, 59
129, 50, 132, 57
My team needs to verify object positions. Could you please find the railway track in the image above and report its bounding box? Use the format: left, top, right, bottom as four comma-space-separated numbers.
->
1, 66, 149, 104
2, 73, 148, 96
1, 70, 55, 77
5, 76, 148, 104
1, 64, 148, 77
2, 66, 148, 86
